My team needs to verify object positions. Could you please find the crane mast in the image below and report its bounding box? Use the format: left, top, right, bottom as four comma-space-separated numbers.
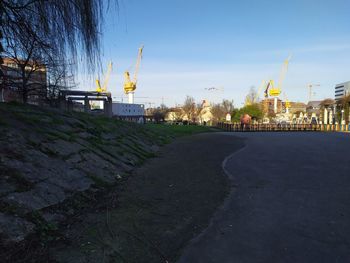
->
261, 55, 291, 113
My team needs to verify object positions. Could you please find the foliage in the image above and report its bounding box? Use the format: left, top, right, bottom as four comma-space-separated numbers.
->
232, 103, 263, 122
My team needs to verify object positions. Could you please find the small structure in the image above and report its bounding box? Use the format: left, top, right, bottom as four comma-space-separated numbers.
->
59, 90, 112, 117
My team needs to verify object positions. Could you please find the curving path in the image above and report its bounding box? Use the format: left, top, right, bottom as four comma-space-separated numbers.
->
179, 132, 350, 263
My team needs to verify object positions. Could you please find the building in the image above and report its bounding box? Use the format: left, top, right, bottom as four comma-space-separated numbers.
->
260, 98, 282, 115
0, 57, 47, 104
335, 81, 350, 101
112, 102, 145, 122
288, 102, 307, 114
165, 107, 184, 122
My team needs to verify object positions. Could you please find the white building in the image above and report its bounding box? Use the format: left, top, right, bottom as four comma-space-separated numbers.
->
112, 102, 145, 117
335, 81, 350, 101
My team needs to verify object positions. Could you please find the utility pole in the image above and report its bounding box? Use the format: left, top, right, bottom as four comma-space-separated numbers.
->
308, 84, 320, 102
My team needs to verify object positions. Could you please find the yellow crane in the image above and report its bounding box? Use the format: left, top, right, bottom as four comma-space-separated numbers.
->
124, 45, 144, 103
264, 55, 292, 98
96, 62, 113, 93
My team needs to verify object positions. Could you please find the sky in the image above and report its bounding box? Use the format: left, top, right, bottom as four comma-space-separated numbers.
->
77, 0, 350, 107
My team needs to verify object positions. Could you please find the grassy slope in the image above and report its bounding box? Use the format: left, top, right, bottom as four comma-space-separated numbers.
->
0, 102, 215, 262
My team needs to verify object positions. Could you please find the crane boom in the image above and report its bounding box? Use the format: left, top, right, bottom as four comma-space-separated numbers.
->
133, 45, 144, 83
101, 62, 113, 92
96, 62, 113, 93
277, 54, 292, 90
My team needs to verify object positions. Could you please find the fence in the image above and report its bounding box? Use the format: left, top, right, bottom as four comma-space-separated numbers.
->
217, 122, 350, 132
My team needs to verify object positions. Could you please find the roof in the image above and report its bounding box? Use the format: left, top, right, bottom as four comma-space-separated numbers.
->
306, 101, 322, 108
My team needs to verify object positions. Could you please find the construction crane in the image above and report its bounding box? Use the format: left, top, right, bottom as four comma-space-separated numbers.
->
264, 55, 292, 98
307, 84, 320, 102
124, 45, 144, 103
96, 62, 112, 93
264, 55, 292, 113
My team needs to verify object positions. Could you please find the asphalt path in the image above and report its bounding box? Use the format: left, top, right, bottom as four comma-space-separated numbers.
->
179, 132, 350, 263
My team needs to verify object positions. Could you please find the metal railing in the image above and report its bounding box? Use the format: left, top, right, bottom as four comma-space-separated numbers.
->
217, 122, 350, 132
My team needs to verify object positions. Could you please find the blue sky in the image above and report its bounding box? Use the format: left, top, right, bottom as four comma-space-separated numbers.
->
78, 0, 350, 107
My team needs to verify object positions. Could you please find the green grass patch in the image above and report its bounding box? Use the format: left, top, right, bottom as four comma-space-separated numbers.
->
144, 124, 214, 138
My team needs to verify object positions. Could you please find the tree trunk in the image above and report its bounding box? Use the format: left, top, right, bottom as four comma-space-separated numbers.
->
21, 68, 28, 104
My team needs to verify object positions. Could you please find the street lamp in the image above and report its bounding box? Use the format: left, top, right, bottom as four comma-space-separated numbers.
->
341, 109, 345, 125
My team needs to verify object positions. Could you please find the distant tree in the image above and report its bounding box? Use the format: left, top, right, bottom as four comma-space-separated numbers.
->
210, 99, 234, 122
320, 98, 335, 108
211, 103, 225, 122
243, 104, 263, 120
182, 96, 196, 123
245, 86, 258, 105
222, 99, 234, 113
153, 105, 168, 123
232, 103, 263, 122
193, 102, 204, 123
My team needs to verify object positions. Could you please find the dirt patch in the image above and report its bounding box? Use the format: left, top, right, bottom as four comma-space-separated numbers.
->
50, 133, 245, 263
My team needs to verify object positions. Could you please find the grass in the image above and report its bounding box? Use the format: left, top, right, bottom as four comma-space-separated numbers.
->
144, 123, 215, 138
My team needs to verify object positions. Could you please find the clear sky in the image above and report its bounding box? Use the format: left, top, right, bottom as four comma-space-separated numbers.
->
78, 0, 350, 107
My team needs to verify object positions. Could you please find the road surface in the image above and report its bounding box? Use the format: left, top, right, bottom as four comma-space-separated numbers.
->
179, 132, 350, 263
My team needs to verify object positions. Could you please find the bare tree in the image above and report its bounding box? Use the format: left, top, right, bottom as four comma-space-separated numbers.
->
245, 86, 258, 105
46, 61, 77, 105
210, 103, 225, 122
222, 99, 234, 113
182, 96, 196, 123
2, 32, 53, 103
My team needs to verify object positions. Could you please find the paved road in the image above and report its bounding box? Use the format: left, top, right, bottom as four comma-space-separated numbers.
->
179, 132, 350, 263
